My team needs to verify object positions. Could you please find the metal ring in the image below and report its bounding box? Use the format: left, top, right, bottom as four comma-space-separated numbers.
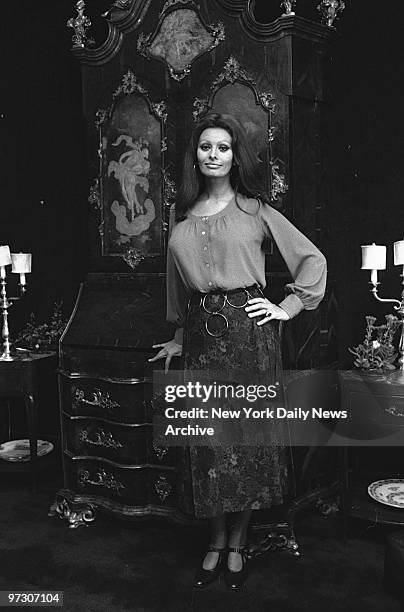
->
226, 288, 252, 308
202, 292, 227, 314
205, 313, 229, 337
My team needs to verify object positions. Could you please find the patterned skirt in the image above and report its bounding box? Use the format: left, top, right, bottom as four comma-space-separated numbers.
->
176, 285, 290, 519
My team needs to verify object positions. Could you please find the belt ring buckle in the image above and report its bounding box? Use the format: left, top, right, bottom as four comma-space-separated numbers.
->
202, 292, 227, 314
226, 287, 250, 309
205, 313, 229, 338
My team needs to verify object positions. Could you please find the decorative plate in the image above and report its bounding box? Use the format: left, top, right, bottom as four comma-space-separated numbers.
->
0, 439, 54, 463
368, 479, 404, 509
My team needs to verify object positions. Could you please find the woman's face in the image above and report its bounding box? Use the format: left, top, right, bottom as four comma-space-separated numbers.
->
196, 127, 233, 179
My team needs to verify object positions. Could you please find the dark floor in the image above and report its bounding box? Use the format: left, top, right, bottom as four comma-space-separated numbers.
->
0, 464, 402, 612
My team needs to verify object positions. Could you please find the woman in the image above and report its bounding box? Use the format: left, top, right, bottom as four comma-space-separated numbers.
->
149, 113, 327, 589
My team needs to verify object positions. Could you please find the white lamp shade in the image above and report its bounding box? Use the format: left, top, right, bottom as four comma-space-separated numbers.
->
361, 244, 387, 270
11, 253, 32, 274
0, 245, 12, 267
393, 240, 404, 266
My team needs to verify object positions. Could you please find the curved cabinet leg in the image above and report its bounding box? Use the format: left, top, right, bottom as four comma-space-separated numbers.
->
49, 496, 97, 529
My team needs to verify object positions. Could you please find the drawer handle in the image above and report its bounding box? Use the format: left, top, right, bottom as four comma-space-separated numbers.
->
152, 441, 168, 460
73, 387, 120, 413
79, 428, 124, 450
385, 405, 404, 418
155, 474, 172, 501
78, 468, 125, 493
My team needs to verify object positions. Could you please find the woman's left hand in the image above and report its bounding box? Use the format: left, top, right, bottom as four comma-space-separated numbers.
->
245, 298, 290, 325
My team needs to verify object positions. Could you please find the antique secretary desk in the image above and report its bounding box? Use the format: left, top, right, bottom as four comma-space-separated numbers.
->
51, 0, 338, 545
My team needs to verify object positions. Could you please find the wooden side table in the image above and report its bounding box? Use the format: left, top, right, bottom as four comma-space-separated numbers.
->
339, 370, 404, 534
0, 352, 57, 491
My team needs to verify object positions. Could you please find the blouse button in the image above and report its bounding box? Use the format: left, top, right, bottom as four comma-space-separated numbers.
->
206, 263, 210, 268
208, 281, 213, 286
201, 231, 206, 235
203, 246, 208, 251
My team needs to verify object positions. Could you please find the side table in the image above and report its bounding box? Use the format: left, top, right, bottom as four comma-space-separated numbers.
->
0, 351, 57, 491
339, 370, 404, 534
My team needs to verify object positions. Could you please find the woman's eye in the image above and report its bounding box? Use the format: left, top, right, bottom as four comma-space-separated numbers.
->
200, 144, 210, 151
219, 145, 230, 152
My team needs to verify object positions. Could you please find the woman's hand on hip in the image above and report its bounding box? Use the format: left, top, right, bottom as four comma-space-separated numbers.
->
148, 339, 183, 374
245, 298, 290, 325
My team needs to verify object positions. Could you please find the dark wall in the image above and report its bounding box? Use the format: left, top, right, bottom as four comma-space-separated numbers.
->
1, 0, 402, 366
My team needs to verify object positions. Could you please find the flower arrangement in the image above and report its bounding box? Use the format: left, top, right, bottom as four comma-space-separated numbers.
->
348, 314, 400, 371
15, 302, 68, 352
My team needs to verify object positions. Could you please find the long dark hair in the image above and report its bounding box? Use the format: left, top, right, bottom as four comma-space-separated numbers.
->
176, 113, 269, 221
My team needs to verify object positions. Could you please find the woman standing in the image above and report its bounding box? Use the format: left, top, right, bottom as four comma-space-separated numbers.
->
149, 113, 327, 589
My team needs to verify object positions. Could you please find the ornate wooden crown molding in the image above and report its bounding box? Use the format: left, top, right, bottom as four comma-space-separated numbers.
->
70, 0, 152, 65
69, 0, 337, 65
214, 0, 338, 44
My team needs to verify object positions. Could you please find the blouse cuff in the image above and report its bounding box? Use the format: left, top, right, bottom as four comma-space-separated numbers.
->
278, 294, 304, 319
174, 328, 184, 344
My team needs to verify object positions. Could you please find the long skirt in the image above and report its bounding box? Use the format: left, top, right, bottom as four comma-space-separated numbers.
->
176, 286, 290, 519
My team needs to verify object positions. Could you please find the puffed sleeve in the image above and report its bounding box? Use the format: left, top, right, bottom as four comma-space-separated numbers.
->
259, 204, 327, 319
166, 206, 188, 344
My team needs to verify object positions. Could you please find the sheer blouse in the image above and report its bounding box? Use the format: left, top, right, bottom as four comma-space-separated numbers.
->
167, 195, 327, 343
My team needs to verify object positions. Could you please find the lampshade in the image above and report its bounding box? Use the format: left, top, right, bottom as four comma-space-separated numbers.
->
0, 245, 12, 267
393, 240, 404, 266
11, 253, 32, 274
361, 244, 386, 270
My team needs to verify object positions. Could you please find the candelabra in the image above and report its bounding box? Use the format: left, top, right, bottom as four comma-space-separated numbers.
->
361, 239, 404, 383
0, 246, 32, 361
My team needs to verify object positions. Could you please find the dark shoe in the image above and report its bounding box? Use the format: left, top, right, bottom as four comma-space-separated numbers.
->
224, 546, 249, 590
193, 546, 226, 589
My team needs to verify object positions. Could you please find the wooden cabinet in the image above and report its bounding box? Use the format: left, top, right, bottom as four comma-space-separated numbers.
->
53, 0, 337, 528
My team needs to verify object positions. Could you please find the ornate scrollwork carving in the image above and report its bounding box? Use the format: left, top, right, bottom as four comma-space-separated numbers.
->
95, 108, 108, 127
113, 70, 147, 98
137, 9, 225, 82
317, 0, 345, 27
152, 441, 168, 460
78, 468, 125, 493
67, 1, 94, 49
88, 178, 101, 210
49, 497, 96, 529
154, 474, 172, 501
79, 428, 124, 450
270, 160, 288, 202
160, 0, 196, 15
211, 56, 252, 89
280, 0, 296, 15
122, 246, 145, 269
110, 0, 131, 10
268, 127, 277, 143
73, 387, 120, 413
162, 169, 177, 209
259, 93, 275, 113
150, 101, 168, 122
193, 97, 210, 122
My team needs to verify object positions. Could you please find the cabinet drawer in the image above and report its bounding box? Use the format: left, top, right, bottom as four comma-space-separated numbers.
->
63, 415, 178, 467
65, 457, 177, 507
60, 375, 154, 423
63, 415, 149, 464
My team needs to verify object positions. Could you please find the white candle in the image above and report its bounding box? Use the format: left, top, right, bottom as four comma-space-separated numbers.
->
361, 243, 387, 270
11, 253, 32, 274
393, 240, 404, 266
0, 245, 11, 267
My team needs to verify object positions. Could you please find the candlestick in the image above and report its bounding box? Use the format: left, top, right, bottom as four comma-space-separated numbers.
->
0, 248, 31, 361
361, 240, 404, 383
